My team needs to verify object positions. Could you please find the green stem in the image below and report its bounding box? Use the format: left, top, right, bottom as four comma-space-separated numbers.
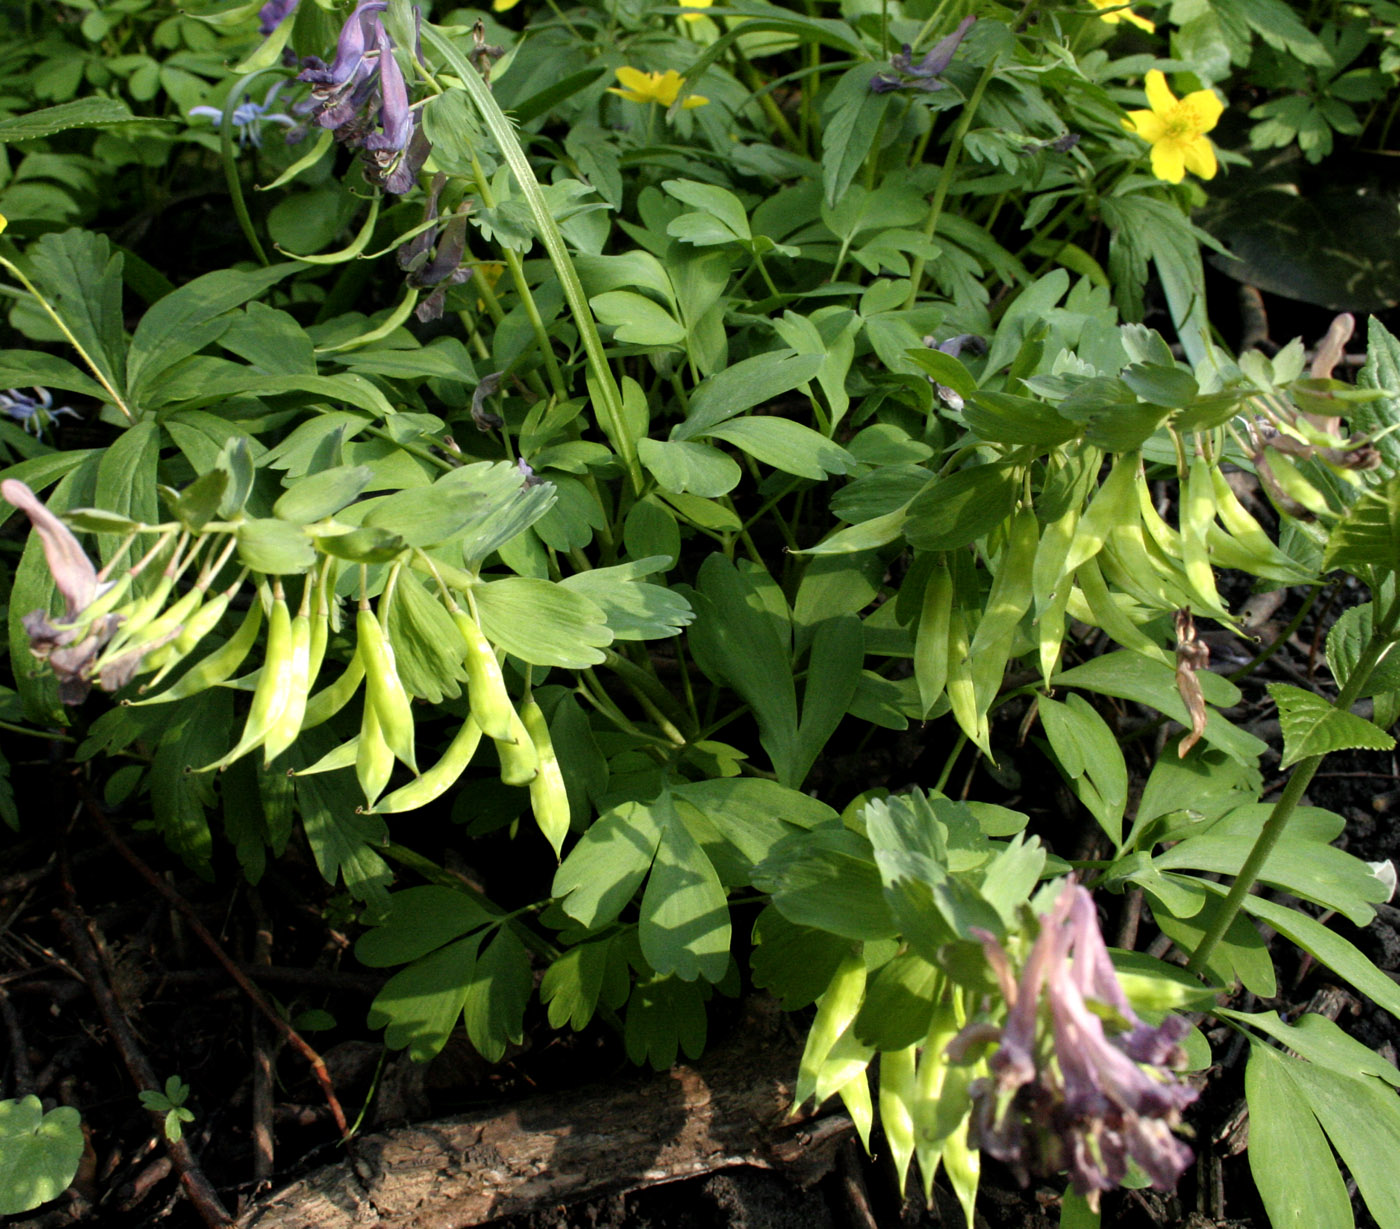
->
903, 39, 1002, 308
220, 69, 284, 268
1186, 598, 1400, 976
424, 25, 642, 495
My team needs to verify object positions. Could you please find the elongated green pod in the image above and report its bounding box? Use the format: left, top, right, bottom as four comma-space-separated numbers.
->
452, 609, 516, 742
970, 508, 1038, 713
1059, 450, 1140, 582
357, 607, 417, 772
945, 602, 990, 756
290, 734, 359, 777
1181, 453, 1227, 615
878, 1044, 919, 1195
195, 586, 295, 771
301, 651, 366, 731
263, 609, 312, 764
356, 702, 394, 807
495, 704, 539, 787
795, 950, 867, 1109
98, 584, 203, 674
364, 713, 482, 814
913, 559, 952, 717
521, 699, 568, 856
129, 595, 263, 705
1073, 555, 1171, 665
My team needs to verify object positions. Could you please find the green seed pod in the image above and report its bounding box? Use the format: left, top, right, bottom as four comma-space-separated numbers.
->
452, 609, 516, 742
196, 586, 295, 771
495, 704, 539, 787
301, 651, 366, 731
521, 699, 568, 857
263, 609, 313, 764
356, 702, 395, 807
289, 734, 360, 777
129, 594, 263, 705
365, 713, 482, 814
357, 607, 417, 772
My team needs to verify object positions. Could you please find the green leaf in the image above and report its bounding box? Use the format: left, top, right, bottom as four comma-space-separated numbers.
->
1323, 476, 1400, 576
461, 927, 531, 1062
639, 797, 731, 983
960, 390, 1078, 447
541, 932, 629, 1030
0, 97, 136, 142
473, 576, 612, 668
703, 417, 856, 480
368, 934, 482, 1063
673, 350, 824, 441
1154, 803, 1387, 926
1285, 1054, 1400, 1229
1353, 318, 1400, 478
1327, 604, 1400, 698
903, 464, 1018, 552
686, 554, 800, 784
1243, 1044, 1354, 1229
294, 754, 392, 905
793, 614, 864, 782
27, 229, 127, 401
1054, 653, 1267, 766
750, 905, 854, 1010
0, 351, 109, 402
552, 799, 664, 928
1038, 693, 1127, 848
662, 179, 752, 244
672, 777, 836, 886
272, 465, 374, 524
1150, 876, 1276, 995
637, 438, 741, 497
355, 886, 495, 967
751, 825, 896, 941
0, 1097, 84, 1215
94, 419, 158, 561
821, 64, 892, 208
624, 973, 709, 1070
853, 950, 942, 1049
558, 560, 695, 641
235, 518, 316, 574
1267, 682, 1395, 768
126, 263, 300, 399
1221, 1010, 1400, 1087
589, 290, 686, 347
380, 572, 465, 703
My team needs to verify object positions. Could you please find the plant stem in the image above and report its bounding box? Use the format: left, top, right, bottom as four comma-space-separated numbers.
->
1186, 603, 1400, 976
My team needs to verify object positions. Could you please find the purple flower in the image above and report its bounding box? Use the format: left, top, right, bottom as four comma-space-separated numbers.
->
1, 479, 122, 704
361, 19, 429, 194
1, 387, 79, 436
190, 83, 298, 149
959, 883, 1197, 1210
871, 16, 976, 93
258, 0, 299, 36
298, 0, 387, 132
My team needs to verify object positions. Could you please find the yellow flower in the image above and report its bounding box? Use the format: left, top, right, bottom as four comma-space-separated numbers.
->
680, 0, 714, 21
492, 0, 521, 10
607, 67, 708, 109
0, 213, 6, 234
1088, 0, 1155, 33
1122, 70, 1223, 184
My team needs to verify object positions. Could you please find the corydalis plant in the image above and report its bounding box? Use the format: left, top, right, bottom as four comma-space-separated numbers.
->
958, 883, 1197, 1209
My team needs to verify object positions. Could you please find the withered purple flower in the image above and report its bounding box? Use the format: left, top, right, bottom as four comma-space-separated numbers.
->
258, 0, 299, 36
1, 479, 122, 704
398, 176, 474, 321
959, 883, 1197, 1210
362, 20, 430, 194
871, 16, 976, 93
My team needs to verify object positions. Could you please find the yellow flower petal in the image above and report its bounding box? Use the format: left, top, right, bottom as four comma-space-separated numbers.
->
680, 94, 709, 109
1180, 135, 1218, 179
1149, 140, 1186, 184
0, 213, 7, 235
1181, 88, 1224, 133
1123, 9, 1156, 32
1143, 69, 1176, 115
680, 0, 713, 20
492, 0, 521, 9
614, 66, 655, 93
1123, 109, 1166, 143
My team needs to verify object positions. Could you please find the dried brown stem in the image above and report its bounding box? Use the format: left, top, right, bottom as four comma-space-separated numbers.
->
83, 799, 349, 1137
55, 909, 232, 1227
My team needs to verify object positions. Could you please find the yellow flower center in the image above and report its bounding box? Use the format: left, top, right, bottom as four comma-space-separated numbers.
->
1162, 102, 1203, 140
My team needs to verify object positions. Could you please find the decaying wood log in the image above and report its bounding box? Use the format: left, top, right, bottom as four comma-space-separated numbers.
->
235, 1005, 853, 1229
